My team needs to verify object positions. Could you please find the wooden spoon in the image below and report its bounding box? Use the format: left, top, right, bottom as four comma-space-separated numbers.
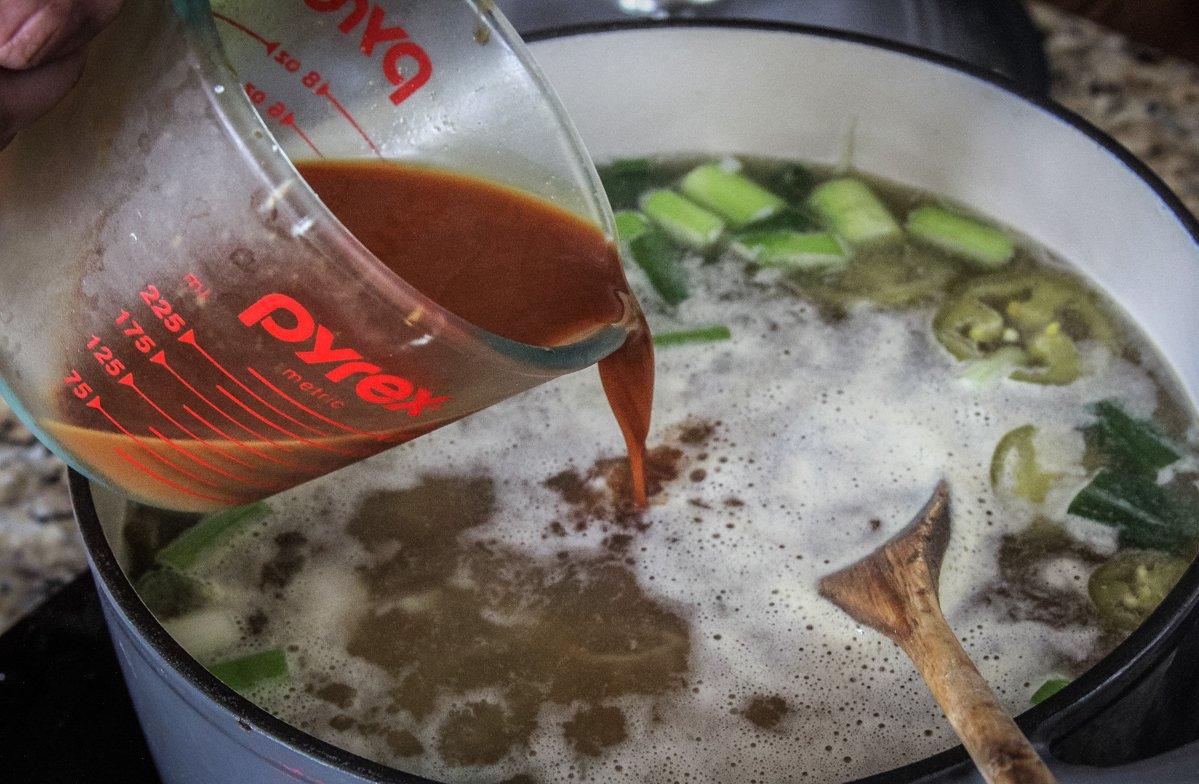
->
819, 481, 1057, 784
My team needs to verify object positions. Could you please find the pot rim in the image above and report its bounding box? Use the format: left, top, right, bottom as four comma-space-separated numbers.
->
71, 18, 1199, 784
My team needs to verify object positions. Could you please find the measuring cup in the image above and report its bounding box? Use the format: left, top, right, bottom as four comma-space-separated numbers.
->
0, 0, 628, 512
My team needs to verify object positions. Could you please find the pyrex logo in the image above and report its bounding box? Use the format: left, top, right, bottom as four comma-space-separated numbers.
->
303, 0, 433, 106
239, 293, 450, 417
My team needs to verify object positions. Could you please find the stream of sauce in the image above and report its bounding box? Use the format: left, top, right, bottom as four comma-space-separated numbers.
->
49, 162, 652, 509
297, 162, 654, 506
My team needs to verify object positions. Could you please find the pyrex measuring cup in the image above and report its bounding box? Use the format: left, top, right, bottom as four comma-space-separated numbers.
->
0, 0, 630, 512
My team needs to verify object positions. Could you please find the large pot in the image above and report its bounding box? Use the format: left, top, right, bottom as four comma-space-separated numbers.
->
71, 19, 1199, 784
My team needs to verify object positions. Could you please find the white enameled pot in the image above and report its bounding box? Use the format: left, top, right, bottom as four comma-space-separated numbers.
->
74, 21, 1199, 784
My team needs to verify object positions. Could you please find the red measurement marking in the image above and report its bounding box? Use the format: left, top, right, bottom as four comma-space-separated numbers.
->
178, 330, 328, 437
146, 425, 283, 493
246, 366, 393, 442
215, 384, 362, 458
281, 113, 323, 158
182, 404, 300, 470
112, 446, 240, 506
86, 397, 230, 494
119, 373, 259, 473
212, 12, 279, 55
316, 82, 381, 156
150, 350, 293, 453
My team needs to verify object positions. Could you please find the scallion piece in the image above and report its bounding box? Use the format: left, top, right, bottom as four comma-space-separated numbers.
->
732, 230, 846, 271
627, 228, 689, 306
1085, 400, 1181, 476
162, 609, 241, 662
135, 567, 209, 620
599, 158, 652, 211
1031, 678, 1070, 705
157, 502, 271, 572
906, 205, 1015, 268
744, 206, 818, 233
640, 189, 725, 252
765, 163, 817, 203
958, 346, 1027, 390
209, 649, 289, 694
1068, 469, 1199, 553
679, 164, 786, 228
614, 210, 652, 244
808, 178, 902, 248
653, 325, 732, 347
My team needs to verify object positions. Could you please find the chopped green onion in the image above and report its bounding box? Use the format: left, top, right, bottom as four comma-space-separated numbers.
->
599, 158, 652, 211
627, 229, 689, 306
906, 205, 1015, 268
136, 567, 209, 620
1085, 400, 1180, 476
744, 206, 818, 233
162, 608, 241, 662
765, 163, 817, 203
808, 178, 902, 248
640, 189, 725, 252
732, 230, 846, 271
1030, 678, 1070, 705
614, 210, 652, 244
1068, 469, 1199, 553
679, 164, 786, 228
653, 325, 732, 347
157, 502, 271, 572
209, 649, 289, 694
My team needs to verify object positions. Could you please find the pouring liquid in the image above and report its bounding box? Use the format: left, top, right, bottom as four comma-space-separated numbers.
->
47, 162, 652, 509
299, 162, 654, 507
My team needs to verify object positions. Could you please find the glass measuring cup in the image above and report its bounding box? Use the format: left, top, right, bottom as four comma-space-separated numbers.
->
0, 0, 633, 512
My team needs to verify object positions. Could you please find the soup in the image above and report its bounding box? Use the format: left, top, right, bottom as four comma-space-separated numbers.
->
119, 157, 1199, 782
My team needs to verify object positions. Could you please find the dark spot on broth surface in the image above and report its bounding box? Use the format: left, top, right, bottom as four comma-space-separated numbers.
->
329, 715, 355, 732
385, 728, 424, 758
244, 609, 268, 637
339, 462, 695, 766
348, 476, 497, 549
437, 701, 529, 767
973, 523, 1107, 664
742, 695, 790, 730
563, 704, 629, 756
309, 681, 357, 710
259, 531, 308, 592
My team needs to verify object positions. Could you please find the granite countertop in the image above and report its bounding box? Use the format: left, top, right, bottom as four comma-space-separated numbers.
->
1, 5, 1198, 634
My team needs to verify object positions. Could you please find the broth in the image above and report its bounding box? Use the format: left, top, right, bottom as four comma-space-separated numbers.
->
121, 157, 1199, 783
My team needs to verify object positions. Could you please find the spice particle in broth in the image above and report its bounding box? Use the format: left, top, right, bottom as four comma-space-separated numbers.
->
122, 156, 1199, 783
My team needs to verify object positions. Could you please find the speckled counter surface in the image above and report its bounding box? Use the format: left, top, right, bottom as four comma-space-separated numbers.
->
1, 5, 1198, 634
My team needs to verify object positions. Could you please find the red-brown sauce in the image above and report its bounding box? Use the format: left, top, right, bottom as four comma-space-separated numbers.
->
299, 161, 653, 505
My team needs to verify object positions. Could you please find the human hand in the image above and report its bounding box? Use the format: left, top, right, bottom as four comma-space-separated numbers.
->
0, 0, 122, 149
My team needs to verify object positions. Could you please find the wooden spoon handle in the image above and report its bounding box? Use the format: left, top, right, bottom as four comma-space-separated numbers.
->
902, 612, 1057, 784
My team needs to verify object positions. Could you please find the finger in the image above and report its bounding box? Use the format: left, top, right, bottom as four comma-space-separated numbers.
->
0, 0, 121, 71
0, 47, 85, 148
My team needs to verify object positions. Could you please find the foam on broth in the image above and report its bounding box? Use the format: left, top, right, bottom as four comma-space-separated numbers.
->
119, 159, 1195, 783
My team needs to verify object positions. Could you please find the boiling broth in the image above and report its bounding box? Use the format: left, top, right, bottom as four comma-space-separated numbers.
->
121, 157, 1199, 783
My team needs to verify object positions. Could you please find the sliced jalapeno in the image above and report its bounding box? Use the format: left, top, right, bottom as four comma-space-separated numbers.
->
968, 271, 1115, 348
790, 246, 957, 311
1009, 322, 1081, 386
989, 425, 1062, 503
934, 293, 1005, 360
1088, 551, 1190, 631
